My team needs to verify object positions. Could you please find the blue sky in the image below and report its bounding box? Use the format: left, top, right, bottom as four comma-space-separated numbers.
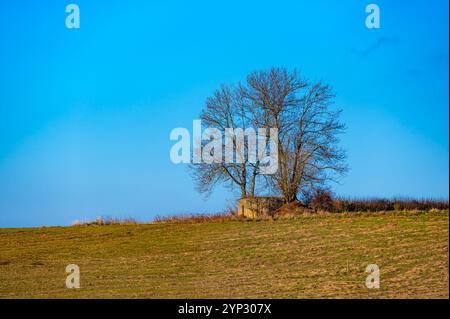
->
0, 0, 448, 227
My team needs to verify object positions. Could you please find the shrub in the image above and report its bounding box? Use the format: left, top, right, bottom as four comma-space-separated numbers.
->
333, 199, 350, 212
310, 189, 334, 212
331, 197, 448, 213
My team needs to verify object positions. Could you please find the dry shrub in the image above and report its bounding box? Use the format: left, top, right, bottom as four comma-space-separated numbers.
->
332, 197, 448, 213
391, 198, 449, 211
276, 196, 448, 215
310, 189, 334, 212
274, 201, 312, 218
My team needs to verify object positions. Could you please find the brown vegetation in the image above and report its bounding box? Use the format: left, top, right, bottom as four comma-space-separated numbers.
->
307, 189, 449, 213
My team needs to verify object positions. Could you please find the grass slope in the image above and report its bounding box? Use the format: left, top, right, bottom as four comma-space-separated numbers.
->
0, 211, 448, 298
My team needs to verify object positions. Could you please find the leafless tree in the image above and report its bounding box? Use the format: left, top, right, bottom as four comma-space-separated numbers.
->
189, 85, 262, 198
190, 67, 347, 202
241, 67, 347, 202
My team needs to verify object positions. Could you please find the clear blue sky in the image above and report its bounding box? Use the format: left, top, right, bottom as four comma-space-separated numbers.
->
0, 0, 448, 227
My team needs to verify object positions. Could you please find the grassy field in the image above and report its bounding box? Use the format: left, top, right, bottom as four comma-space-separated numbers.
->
0, 211, 448, 298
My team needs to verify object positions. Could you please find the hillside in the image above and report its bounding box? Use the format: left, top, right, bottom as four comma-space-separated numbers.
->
0, 211, 448, 298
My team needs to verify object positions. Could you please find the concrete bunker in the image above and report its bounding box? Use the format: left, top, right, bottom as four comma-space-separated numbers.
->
237, 197, 284, 218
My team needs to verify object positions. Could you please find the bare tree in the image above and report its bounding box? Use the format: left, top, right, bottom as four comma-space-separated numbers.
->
190, 67, 347, 203
241, 67, 347, 202
189, 85, 262, 198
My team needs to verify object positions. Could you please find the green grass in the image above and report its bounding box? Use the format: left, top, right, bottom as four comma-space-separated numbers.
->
0, 211, 448, 298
